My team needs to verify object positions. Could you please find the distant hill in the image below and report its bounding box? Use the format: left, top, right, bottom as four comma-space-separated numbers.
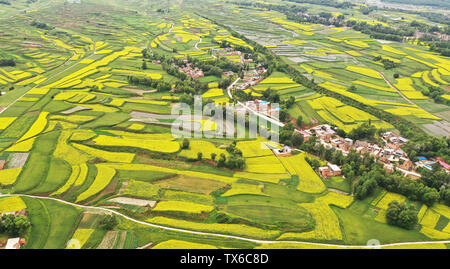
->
381, 0, 450, 9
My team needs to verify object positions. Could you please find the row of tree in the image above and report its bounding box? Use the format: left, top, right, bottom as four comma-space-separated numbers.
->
0, 59, 15, 67
127, 75, 172, 92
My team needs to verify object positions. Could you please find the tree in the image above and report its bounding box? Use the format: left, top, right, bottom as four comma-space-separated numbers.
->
0, 215, 31, 237
296, 116, 303, 127
279, 123, 295, 144
422, 189, 440, 206
291, 132, 304, 147
181, 138, 190, 149
99, 215, 117, 230
440, 188, 450, 206
197, 152, 203, 161
0, 59, 15, 67
13, 215, 30, 236
279, 109, 288, 122
211, 153, 217, 161
142, 60, 147, 70
386, 201, 418, 230
217, 153, 226, 167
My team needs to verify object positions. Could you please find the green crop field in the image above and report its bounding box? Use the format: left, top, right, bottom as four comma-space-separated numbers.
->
0, 0, 448, 252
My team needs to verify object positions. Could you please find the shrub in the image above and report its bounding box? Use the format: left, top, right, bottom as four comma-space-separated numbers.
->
99, 215, 118, 230
182, 138, 190, 149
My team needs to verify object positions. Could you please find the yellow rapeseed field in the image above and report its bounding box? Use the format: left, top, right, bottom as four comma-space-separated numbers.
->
72, 143, 135, 163
222, 182, 266, 197
76, 164, 116, 202
153, 240, 217, 249
420, 209, 440, 228
373, 192, 406, 210
279, 153, 326, 194
153, 201, 214, 214
0, 196, 27, 213
346, 66, 382, 79
147, 216, 281, 239
0, 117, 16, 129
66, 229, 94, 249
278, 202, 343, 241
92, 135, 180, 153
420, 226, 450, 240
0, 168, 22, 185
179, 140, 226, 160
316, 192, 354, 208
17, 112, 49, 143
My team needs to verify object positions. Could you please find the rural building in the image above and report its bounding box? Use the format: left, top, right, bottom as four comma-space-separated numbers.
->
319, 163, 342, 178
311, 124, 336, 141
298, 130, 311, 142
274, 146, 291, 156
5, 238, 26, 249
0, 209, 27, 218
0, 160, 6, 170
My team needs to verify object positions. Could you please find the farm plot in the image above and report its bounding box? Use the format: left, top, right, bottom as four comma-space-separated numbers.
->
222, 182, 267, 197
277, 201, 344, 241
0, 196, 27, 213
278, 153, 326, 194
147, 216, 281, 240
371, 192, 406, 210
92, 134, 180, 154
345, 66, 382, 79
153, 240, 217, 249
236, 138, 277, 158
152, 201, 214, 214
76, 164, 116, 203
179, 140, 226, 160
0, 168, 22, 185
245, 155, 287, 174
394, 78, 428, 100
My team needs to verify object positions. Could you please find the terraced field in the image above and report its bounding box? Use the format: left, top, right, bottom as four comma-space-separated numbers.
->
0, 0, 449, 250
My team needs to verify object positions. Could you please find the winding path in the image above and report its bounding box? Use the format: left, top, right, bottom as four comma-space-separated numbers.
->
377, 71, 445, 123
227, 77, 285, 128
1, 193, 449, 249
194, 37, 202, 50
377, 71, 415, 106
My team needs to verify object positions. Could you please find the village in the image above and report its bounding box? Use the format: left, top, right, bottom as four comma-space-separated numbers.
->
299, 124, 449, 179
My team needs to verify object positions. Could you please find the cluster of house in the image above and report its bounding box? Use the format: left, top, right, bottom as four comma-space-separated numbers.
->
220, 49, 241, 57
0, 210, 28, 249
415, 156, 450, 172
300, 125, 424, 179
239, 99, 280, 117
178, 60, 204, 79
235, 69, 267, 91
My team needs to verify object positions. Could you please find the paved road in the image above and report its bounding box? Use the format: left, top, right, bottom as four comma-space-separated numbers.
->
227, 77, 285, 128
1, 193, 449, 249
